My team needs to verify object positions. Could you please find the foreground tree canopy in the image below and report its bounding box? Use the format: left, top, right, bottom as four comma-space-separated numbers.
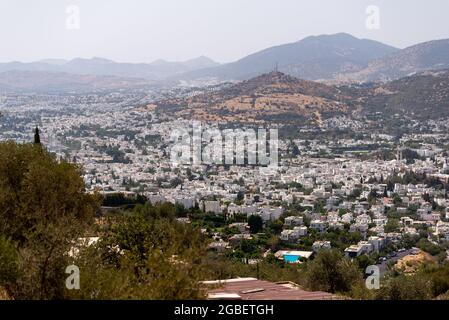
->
0, 142, 99, 299
0, 142, 209, 299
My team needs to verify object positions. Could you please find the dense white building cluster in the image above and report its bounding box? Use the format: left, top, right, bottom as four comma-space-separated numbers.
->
2, 91, 449, 263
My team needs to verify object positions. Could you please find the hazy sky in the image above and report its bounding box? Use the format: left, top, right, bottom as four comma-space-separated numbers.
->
1, 0, 449, 63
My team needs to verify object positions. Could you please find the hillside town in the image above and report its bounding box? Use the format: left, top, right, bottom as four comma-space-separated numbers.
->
2, 90, 449, 270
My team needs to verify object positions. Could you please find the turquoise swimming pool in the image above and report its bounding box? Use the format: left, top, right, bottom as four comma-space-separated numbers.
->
284, 254, 300, 263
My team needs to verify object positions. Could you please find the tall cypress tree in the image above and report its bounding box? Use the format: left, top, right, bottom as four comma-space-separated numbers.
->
34, 127, 41, 144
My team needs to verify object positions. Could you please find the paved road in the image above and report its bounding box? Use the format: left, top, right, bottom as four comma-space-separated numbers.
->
377, 249, 414, 277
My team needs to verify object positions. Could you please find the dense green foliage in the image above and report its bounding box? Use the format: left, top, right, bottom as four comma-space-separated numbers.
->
248, 215, 263, 234
303, 249, 363, 294
0, 142, 207, 299
0, 142, 100, 299
67, 204, 207, 299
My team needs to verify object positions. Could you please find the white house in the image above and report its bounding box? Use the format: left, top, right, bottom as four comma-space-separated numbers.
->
280, 226, 307, 242
284, 216, 304, 227
312, 241, 331, 252
262, 207, 284, 221
203, 201, 222, 214
435, 221, 449, 241
345, 241, 374, 258
345, 245, 363, 258
310, 220, 327, 233
368, 236, 385, 252
175, 197, 195, 209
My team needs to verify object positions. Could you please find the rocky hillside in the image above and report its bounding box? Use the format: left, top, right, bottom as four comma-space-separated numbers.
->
157, 70, 449, 123
360, 69, 449, 119
339, 39, 449, 83
158, 71, 355, 124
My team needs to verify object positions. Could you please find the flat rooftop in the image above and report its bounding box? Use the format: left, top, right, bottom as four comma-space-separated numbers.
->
203, 278, 338, 300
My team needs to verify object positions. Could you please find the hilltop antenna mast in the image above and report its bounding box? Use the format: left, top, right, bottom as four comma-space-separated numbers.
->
274, 62, 278, 72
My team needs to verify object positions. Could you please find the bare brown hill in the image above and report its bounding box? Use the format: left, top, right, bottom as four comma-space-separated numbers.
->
158, 72, 353, 124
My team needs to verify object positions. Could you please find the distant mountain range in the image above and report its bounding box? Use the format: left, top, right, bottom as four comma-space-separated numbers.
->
1, 32, 449, 93
178, 33, 399, 82
0, 70, 153, 93
179, 33, 449, 83
0, 56, 219, 81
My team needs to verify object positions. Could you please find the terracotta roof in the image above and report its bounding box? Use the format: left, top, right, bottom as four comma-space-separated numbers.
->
203, 278, 338, 300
